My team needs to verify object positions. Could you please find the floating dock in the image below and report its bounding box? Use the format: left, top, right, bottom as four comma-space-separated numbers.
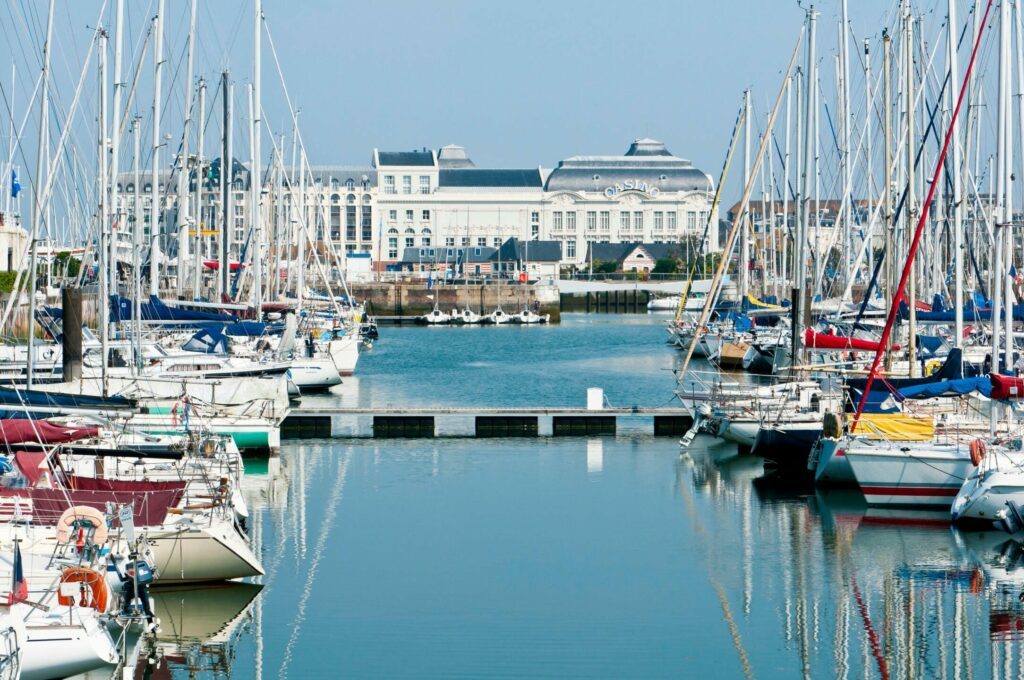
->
282, 406, 694, 439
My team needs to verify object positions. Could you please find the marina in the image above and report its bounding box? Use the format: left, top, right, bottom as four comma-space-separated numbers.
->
2, 0, 1024, 677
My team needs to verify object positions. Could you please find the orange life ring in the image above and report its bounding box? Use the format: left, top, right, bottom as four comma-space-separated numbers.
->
970, 439, 987, 467
57, 567, 110, 612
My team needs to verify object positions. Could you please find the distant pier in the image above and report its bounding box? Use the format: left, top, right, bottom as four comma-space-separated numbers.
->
282, 406, 693, 439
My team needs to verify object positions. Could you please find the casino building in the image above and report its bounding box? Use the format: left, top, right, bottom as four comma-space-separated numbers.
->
114, 139, 718, 280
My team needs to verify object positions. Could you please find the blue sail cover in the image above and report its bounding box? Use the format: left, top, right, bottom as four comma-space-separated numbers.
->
0, 387, 135, 410
195, 321, 266, 337
895, 377, 992, 400
897, 299, 1023, 322
182, 328, 229, 354
110, 295, 237, 323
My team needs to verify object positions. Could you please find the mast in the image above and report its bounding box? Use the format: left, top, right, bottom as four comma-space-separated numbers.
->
26, 0, 54, 389
297, 147, 306, 300
176, 0, 197, 292
192, 78, 206, 299
149, 0, 165, 297
3, 65, 12, 217
741, 88, 751, 302
132, 117, 142, 369
252, 0, 263, 312
883, 29, 893, 370
950, 0, 963, 347
864, 39, 873, 278
98, 27, 109, 396
782, 76, 791, 288
994, 0, 1010, 382
905, 5, 917, 377
108, 0, 124, 293
799, 6, 816, 340
840, 0, 852, 284
220, 71, 232, 301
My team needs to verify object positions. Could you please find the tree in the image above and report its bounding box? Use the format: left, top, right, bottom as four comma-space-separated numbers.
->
592, 260, 618, 274
653, 258, 678, 274
54, 251, 82, 279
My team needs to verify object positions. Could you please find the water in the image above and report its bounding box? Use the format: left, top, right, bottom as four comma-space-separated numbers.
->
160, 314, 1024, 678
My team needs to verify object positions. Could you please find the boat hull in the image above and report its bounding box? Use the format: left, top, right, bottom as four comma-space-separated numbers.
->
845, 444, 973, 507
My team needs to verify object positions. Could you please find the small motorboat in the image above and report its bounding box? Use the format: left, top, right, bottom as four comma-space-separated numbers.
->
421, 307, 451, 325
485, 308, 511, 325
951, 441, 1024, 527
514, 309, 549, 324
458, 307, 482, 324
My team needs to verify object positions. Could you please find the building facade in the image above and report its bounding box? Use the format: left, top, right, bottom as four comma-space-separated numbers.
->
112, 138, 717, 285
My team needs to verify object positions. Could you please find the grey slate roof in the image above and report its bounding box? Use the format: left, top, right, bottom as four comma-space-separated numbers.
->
438, 168, 543, 188
306, 165, 377, 188
399, 246, 497, 264
545, 139, 711, 194
586, 241, 685, 265
377, 150, 435, 167
491, 238, 563, 263
437, 144, 476, 168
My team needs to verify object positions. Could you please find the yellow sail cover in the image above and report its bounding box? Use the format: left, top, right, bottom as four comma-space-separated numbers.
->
856, 413, 935, 441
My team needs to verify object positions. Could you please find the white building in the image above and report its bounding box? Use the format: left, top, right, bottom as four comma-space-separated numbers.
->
112, 138, 718, 283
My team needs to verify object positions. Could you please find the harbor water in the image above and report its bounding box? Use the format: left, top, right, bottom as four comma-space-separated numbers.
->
178, 315, 1023, 678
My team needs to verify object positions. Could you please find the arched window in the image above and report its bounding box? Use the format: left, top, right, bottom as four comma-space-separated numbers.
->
347, 193, 356, 204
345, 178, 355, 190
362, 194, 371, 203
125, 183, 135, 193
387, 228, 399, 235
331, 193, 341, 204
330, 178, 340, 190
421, 227, 432, 247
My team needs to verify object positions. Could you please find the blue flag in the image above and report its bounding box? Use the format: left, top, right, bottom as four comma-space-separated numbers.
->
427, 270, 433, 290
10, 170, 20, 199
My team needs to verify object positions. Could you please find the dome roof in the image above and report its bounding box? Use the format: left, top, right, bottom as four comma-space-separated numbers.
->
625, 138, 672, 157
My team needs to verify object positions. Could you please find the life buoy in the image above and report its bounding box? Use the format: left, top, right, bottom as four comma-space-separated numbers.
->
925, 359, 942, 377
55, 505, 108, 546
57, 567, 110, 613
970, 439, 987, 467
42, 349, 54, 361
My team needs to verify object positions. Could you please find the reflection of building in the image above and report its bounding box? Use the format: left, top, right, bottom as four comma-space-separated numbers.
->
111, 139, 718, 281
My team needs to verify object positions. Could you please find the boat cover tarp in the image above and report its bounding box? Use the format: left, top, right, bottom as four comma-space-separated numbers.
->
195, 321, 266, 337
991, 374, 1024, 400
64, 475, 187, 496
0, 387, 134, 411
894, 377, 992, 400
182, 328, 229, 354
0, 420, 98, 444
804, 328, 896, 352
0, 487, 178, 526
846, 348, 964, 412
13, 451, 45, 485
854, 413, 935, 440
110, 294, 236, 323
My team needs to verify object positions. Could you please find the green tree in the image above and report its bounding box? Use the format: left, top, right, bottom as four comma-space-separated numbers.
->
653, 257, 678, 274
593, 260, 618, 274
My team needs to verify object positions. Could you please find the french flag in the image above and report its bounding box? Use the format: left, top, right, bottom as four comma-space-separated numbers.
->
7, 543, 27, 605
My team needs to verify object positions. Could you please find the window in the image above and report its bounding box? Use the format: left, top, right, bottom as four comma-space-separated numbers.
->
405, 228, 415, 248
654, 211, 664, 232
668, 211, 677, 231
531, 222, 539, 238
345, 178, 355, 190
402, 176, 412, 194
389, 209, 397, 220
477, 237, 487, 247
586, 211, 596, 231
687, 211, 697, 231
330, 205, 342, 240
553, 212, 563, 231
600, 211, 610, 230
421, 228, 432, 247
422, 209, 430, 221
445, 237, 456, 247
461, 237, 470, 246
361, 206, 372, 240
566, 240, 576, 258
634, 211, 643, 230
384, 175, 395, 194
406, 209, 414, 221
346, 205, 356, 240
700, 210, 708, 227
531, 211, 539, 223
620, 212, 629, 230
387, 228, 398, 258
493, 237, 502, 247
419, 176, 430, 194
567, 211, 577, 231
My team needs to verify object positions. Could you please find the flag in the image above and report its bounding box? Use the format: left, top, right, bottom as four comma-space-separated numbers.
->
10, 170, 20, 199
8, 542, 27, 605
427, 270, 433, 290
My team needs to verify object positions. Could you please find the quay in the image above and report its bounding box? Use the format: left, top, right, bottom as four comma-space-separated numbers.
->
282, 405, 694, 439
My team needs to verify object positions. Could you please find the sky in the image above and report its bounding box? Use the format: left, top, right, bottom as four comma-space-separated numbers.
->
0, 0, 968, 211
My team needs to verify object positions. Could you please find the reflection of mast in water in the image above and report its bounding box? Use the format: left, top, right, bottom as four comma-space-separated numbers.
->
742, 481, 752, 615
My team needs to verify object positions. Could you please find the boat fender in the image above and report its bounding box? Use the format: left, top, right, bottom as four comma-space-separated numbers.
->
822, 412, 843, 439
56, 505, 109, 546
970, 439, 987, 467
